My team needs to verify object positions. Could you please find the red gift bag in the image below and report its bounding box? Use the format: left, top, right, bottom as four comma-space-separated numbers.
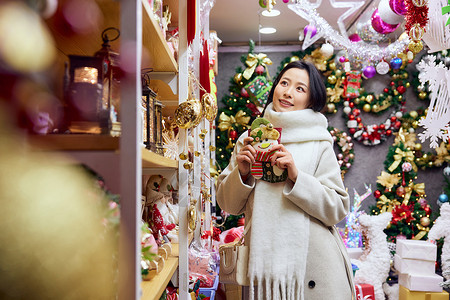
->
355, 283, 375, 300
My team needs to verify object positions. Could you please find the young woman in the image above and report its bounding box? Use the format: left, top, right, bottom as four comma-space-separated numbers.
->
216, 60, 355, 300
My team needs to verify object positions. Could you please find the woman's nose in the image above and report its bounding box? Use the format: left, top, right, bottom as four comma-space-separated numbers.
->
283, 87, 293, 98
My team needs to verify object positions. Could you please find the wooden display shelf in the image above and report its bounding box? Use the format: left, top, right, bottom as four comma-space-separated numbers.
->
141, 256, 178, 300
142, 0, 178, 72
29, 134, 120, 151
141, 147, 177, 169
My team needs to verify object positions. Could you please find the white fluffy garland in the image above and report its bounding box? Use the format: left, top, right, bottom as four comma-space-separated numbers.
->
353, 212, 393, 300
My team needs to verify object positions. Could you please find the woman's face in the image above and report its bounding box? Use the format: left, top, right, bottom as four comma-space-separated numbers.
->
272, 67, 310, 112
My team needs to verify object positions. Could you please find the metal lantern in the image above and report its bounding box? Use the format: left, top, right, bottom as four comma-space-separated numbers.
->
141, 70, 164, 155
65, 55, 106, 134
94, 27, 121, 136
65, 27, 121, 135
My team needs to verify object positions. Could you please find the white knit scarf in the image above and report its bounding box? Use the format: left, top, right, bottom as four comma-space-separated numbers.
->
248, 103, 332, 300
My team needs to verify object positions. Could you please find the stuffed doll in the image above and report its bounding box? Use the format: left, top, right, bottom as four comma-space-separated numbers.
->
249, 117, 288, 183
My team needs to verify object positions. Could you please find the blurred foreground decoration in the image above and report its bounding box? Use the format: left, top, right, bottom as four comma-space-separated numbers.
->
0, 108, 117, 299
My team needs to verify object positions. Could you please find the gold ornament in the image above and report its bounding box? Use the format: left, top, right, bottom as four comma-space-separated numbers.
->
410, 111, 418, 119
327, 103, 336, 113
290, 56, 300, 62
408, 41, 423, 54
418, 91, 427, 100
183, 161, 193, 170
234, 73, 243, 84
363, 104, 371, 112
174, 99, 203, 129
188, 199, 197, 231
414, 143, 422, 151
179, 152, 188, 160
201, 93, 218, 122
412, 0, 427, 7
409, 23, 425, 41
371, 105, 378, 112
209, 145, 216, 151
327, 75, 337, 85
335, 70, 343, 78
366, 94, 374, 103
194, 151, 200, 157
420, 216, 430, 226
329, 62, 336, 70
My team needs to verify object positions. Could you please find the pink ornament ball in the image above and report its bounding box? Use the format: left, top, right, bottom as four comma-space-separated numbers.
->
371, 8, 400, 34
390, 0, 407, 15
349, 33, 362, 42
282, 0, 289, 3
363, 66, 376, 78
303, 25, 317, 38
339, 56, 347, 63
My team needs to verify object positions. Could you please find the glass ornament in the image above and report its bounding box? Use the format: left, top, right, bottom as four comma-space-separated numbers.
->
376, 61, 390, 74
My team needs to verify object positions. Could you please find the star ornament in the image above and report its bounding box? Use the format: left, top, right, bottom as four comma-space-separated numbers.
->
330, 0, 364, 38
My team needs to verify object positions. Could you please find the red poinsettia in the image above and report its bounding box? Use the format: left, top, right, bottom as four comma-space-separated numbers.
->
391, 204, 415, 225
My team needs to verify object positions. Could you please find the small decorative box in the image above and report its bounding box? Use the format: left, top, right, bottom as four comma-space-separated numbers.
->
399, 285, 449, 300
394, 254, 435, 275
355, 283, 375, 300
399, 273, 443, 292
244, 76, 272, 108
396, 239, 437, 261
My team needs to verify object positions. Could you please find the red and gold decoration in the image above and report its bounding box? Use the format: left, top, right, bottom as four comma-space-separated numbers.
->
370, 130, 432, 242
404, 0, 429, 54
328, 126, 355, 180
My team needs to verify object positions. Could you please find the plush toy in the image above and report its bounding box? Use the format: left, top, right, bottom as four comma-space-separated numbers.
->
249, 117, 287, 183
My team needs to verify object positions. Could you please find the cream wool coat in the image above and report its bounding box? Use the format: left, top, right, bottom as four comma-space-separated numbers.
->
217, 108, 356, 299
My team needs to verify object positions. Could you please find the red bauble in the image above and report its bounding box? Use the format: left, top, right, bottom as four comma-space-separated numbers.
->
372, 124, 378, 131
229, 130, 238, 139
349, 102, 355, 108
397, 86, 406, 94
349, 128, 356, 134
386, 130, 392, 136
391, 116, 397, 122
395, 121, 402, 128
353, 108, 361, 116
237, 217, 245, 226
380, 124, 386, 130
356, 117, 362, 123
374, 190, 382, 198
362, 132, 369, 139
384, 88, 389, 93
349, 114, 355, 120
424, 205, 431, 214
255, 65, 265, 75
390, 81, 395, 86
396, 186, 406, 197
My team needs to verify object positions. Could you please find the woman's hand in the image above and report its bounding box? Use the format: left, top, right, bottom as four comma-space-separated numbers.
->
236, 136, 256, 178
270, 144, 298, 182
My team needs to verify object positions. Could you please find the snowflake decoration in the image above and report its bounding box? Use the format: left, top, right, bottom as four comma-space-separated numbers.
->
416, 55, 450, 148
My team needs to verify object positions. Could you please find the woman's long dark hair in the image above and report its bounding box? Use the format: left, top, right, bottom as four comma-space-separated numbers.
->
262, 60, 327, 115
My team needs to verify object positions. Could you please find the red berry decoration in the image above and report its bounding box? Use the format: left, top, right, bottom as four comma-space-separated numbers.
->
229, 130, 237, 139
386, 129, 392, 136
374, 190, 382, 198
397, 86, 406, 94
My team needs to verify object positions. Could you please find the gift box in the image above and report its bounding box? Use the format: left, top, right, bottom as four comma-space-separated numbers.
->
399, 273, 443, 292
396, 239, 437, 261
399, 285, 449, 300
244, 76, 272, 108
355, 283, 375, 300
394, 254, 435, 275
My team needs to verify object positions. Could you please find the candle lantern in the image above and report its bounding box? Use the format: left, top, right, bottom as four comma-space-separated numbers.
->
94, 27, 121, 136
141, 70, 164, 155
65, 27, 121, 135
65, 55, 106, 133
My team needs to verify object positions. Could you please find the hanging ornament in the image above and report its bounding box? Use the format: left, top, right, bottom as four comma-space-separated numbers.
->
374, 190, 382, 198
234, 73, 243, 84
229, 129, 238, 140
420, 216, 431, 226
378, 0, 404, 25
320, 43, 334, 58
402, 162, 413, 172
200, 93, 217, 122
303, 24, 317, 38
348, 33, 362, 42
376, 61, 390, 74
371, 8, 401, 34
362, 65, 376, 79
444, 166, 450, 176
390, 0, 408, 15
439, 193, 449, 203
255, 65, 265, 75
396, 186, 406, 197
240, 87, 249, 97
390, 57, 403, 69
174, 99, 203, 129
188, 199, 197, 231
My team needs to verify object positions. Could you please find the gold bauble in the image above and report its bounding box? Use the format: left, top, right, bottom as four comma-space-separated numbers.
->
410, 111, 418, 119
363, 104, 371, 112
419, 91, 427, 100
183, 161, 193, 170
327, 75, 337, 85
412, 0, 426, 8
329, 62, 336, 70
194, 151, 200, 157
394, 90, 399, 96
366, 94, 374, 103
209, 145, 216, 151
327, 103, 336, 113
349, 153, 355, 159
188, 201, 197, 231
399, 32, 409, 41
408, 40, 423, 54
335, 70, 342, 77
199, 132, 206, 140
179, 152, 188, 160
234, 73, 243, 84
174, 99, 203, 129
201, 93, 218, 122
405, 83, 410, 88
327, 87, 333, 94
372, 105, 378, 112
354, 98, 360, 105
290, 56, 300, 62
420, 216, 430, 227
412, 121, 419, 128
402, 73, 409, 79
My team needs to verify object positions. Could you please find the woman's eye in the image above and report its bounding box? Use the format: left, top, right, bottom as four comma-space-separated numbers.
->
297, 86, 304, 92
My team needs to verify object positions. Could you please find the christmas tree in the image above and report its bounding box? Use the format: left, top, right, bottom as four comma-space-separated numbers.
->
370, 129, 433, 242
215, 40, 273, 172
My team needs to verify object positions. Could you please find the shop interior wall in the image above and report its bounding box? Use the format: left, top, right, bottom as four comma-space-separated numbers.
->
216, 48, 445, 224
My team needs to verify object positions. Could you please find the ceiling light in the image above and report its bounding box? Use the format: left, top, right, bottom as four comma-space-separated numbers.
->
261, 9, 280, 17
259, 27, 276, 34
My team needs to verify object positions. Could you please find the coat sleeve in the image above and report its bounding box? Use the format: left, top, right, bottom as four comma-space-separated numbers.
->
283, 141, 349, 226
216, 132, 255, 216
